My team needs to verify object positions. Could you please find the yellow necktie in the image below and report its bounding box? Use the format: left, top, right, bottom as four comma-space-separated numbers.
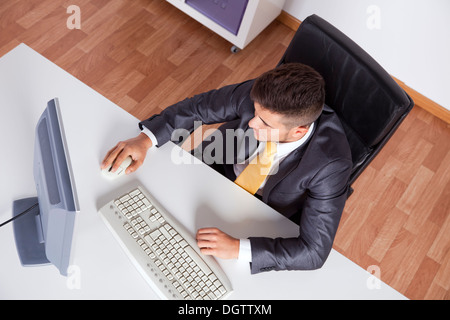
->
235, 142, 277, 194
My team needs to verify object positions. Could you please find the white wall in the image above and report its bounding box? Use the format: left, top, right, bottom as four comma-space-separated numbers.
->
283, 0, 450, 110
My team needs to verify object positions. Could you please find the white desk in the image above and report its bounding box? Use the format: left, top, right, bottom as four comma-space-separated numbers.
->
0, 44, 406, 300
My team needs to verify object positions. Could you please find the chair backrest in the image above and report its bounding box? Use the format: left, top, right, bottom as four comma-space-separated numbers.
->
278, 14, 414, 187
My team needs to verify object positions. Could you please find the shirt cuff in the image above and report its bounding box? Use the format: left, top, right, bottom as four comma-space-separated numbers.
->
239, 238, 252, 262
141, 126, 158, 147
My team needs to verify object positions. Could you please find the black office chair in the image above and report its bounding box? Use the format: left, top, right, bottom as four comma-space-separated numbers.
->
278, 14, 414, 196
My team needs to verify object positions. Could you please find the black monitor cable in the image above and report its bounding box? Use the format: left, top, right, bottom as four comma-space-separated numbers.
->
0, 203, 39, 228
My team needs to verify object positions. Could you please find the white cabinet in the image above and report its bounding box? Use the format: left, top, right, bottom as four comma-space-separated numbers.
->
166, 0, 286, 52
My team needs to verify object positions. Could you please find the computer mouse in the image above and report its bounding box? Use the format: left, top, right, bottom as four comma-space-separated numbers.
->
102, 156, 133, 180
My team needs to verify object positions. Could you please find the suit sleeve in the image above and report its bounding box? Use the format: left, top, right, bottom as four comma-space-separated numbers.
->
248, 157, 352, 273
139, 81, 254, 146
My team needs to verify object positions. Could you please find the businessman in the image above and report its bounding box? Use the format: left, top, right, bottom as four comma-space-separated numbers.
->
101, 63, 352, 274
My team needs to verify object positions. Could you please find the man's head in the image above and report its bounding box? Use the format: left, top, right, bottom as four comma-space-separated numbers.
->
249, 63, 325, 142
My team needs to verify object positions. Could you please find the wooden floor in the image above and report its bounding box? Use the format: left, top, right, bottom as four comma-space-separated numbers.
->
1, 0, 449, 300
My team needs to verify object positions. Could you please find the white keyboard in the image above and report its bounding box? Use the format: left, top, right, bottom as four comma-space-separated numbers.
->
98, 185, 233, 300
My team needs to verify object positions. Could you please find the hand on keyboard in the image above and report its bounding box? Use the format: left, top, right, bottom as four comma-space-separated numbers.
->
196, 228, 240, 260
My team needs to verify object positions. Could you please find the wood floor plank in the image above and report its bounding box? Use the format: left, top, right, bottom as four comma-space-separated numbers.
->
396, 165, 434, 214
77, 10, 128, 53
390, 220, 439, 293
367, 207, 409, 262
405, 150, 450, 234
428, 211, 450, 264
405, 256, 440, 300
434, 249, 450, 290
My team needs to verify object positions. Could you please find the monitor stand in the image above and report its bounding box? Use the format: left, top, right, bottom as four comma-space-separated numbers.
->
12, 197, 50, 266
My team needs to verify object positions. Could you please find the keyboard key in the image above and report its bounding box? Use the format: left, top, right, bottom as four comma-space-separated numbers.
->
130, 189, 140, 197
184, 246, 212, 276
159, 226, 171, 239
142, 198, 151, 208
119, 194, 130, 202
150, 229, 161, 240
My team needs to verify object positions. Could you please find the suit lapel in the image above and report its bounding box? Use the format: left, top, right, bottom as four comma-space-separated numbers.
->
261, 146, 305, 202
262, 122, 317, 202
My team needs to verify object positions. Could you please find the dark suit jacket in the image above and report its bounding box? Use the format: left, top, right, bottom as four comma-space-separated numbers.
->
139, 80, 352, 274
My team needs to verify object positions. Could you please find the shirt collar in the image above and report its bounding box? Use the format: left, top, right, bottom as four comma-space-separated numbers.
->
275, 121, 315, 158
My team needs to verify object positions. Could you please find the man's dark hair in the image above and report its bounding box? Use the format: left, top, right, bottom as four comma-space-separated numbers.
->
250, 63, 325, 128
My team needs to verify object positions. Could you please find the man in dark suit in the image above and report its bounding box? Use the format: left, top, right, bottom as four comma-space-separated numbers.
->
101, 63, 352, 274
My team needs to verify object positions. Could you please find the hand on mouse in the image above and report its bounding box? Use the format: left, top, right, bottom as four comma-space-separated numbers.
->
101, 133, 153, 174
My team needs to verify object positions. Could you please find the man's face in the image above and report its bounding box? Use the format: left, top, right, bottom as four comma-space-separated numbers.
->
249, 102, 308, 143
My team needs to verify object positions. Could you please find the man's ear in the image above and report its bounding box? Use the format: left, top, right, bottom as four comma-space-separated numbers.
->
291, 126, 309, 139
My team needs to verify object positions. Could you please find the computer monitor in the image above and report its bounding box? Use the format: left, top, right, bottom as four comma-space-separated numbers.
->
12, 98, 79, 276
